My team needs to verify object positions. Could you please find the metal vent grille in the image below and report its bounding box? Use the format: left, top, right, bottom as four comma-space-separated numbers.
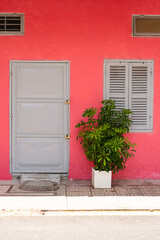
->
0, 14, 24, 35
133, 15, 160, 37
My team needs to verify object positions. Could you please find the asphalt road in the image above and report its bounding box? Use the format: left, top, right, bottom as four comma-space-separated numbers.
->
0, 215, 160, 240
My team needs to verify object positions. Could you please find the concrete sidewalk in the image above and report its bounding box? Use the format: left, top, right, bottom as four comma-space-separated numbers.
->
0, 178, 160, 211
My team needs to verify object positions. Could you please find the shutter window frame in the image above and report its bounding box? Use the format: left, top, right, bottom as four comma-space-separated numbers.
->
104, 60, 154, 132
0, 13, 24, 35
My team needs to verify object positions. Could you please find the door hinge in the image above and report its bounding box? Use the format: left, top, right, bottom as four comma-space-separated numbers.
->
65, 134, 70, 139
65, 99, 70, 104
10, 114, 13, 120
11, 158, 13, 164
10, 71, 13, 77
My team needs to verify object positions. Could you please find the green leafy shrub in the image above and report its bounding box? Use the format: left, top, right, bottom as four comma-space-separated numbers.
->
75, 99, 136, 173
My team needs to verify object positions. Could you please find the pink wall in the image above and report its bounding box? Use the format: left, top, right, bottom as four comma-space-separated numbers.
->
0, 0, 160, 180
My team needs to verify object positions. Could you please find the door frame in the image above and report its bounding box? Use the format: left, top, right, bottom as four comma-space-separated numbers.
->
9, 60, 70, 174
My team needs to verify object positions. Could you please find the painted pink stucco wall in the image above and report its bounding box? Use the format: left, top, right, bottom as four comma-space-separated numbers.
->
0, 0, 160, 180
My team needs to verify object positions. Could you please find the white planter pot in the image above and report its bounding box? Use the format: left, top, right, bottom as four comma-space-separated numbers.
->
92, 167, 112, 188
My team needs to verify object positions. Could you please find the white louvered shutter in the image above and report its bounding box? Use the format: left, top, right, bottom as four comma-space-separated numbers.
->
104, 61, 129, 109
104, 60, 153, 132
129, 62, 153, 131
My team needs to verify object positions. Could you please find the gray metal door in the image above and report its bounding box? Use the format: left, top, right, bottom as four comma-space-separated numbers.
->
10, 61, 70, 173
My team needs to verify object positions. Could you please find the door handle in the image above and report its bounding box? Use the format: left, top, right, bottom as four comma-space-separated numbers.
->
65, 99, 70, 104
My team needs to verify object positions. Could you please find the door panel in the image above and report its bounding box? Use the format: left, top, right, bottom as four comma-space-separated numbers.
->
11, 61, 70, 173
16, 103, 64, 134
16, 67, 64, 99
15, 138, 65, 172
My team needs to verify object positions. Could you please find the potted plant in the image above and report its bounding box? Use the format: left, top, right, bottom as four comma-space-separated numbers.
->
75, 99, 136, 188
